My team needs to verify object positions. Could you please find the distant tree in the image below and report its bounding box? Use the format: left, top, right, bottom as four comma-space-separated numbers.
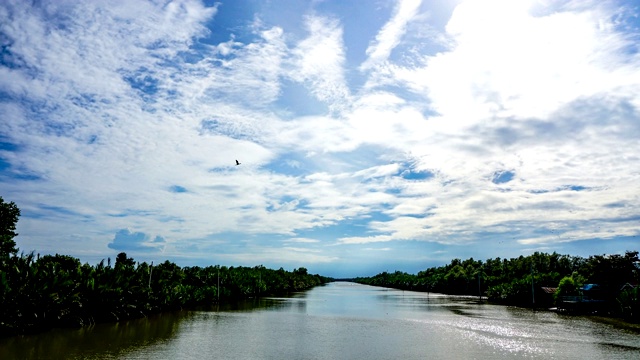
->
294, 267, 308, 276
0, 196, 21, 261
115, 252, 136, 270
444, 264, 468, 294
555, 275, 578, 304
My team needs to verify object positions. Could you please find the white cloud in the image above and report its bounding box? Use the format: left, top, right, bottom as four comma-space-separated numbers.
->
361, 0, 423, 71
220, 246, 339, 265
288, 15, 351, 112
284, 238, 321, 244
394, 0, 640, 122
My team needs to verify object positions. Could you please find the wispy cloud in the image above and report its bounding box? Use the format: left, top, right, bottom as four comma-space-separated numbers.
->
290, 15, 351, 112
361, 0, 423, 70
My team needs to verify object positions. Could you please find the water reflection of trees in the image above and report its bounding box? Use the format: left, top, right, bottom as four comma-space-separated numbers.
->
0, 311, 182, 359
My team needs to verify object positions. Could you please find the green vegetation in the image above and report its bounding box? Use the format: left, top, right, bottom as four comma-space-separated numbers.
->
554, 274, 579, 303
354, 251, 640, 322
2, 195, 639, 337
0, 197, 331, 337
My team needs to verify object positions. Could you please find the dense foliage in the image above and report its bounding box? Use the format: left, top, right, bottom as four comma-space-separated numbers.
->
0, 197, 331, 337
354, 251, 640, 321
0, 197, 20, 262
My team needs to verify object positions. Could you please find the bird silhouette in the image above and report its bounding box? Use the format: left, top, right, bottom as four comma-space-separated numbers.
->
235, 160, 241, 166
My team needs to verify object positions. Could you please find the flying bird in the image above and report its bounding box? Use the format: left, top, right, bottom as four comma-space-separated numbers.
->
235, 160, 241, 166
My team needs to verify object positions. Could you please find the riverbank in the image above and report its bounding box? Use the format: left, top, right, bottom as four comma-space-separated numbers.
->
356, 283, 640, 327
351, 251, 640, 324
1, 253, 332, 338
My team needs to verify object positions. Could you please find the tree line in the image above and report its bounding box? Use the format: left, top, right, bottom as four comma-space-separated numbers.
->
0, 197, 331, 337
354, 251, 639, 322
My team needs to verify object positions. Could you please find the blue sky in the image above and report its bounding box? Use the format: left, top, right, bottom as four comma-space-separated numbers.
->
1, 0, 639, 278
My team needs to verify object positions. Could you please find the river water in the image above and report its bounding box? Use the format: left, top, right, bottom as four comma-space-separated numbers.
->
2, 282, 639, 359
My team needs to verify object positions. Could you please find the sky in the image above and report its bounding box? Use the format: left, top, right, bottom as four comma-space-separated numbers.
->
1, 0, 639, 278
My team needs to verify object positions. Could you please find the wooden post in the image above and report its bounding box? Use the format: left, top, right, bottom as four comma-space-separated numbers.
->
148, 261, 153, 289
531, 263, 535, 307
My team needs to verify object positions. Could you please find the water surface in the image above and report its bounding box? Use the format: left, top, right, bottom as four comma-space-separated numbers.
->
2, 282, 639, 359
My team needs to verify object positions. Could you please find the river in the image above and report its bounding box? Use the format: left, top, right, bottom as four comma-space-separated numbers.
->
1, 282, 639, 359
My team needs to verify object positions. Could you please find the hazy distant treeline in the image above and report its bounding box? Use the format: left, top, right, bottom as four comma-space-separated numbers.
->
353, 251, 639, 322
0, 197, 331, 337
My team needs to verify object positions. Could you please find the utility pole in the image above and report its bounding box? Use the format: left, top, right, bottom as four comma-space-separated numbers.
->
478, 271, 482, 301
148, 261, 153, 289
531, 263, 535, 307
